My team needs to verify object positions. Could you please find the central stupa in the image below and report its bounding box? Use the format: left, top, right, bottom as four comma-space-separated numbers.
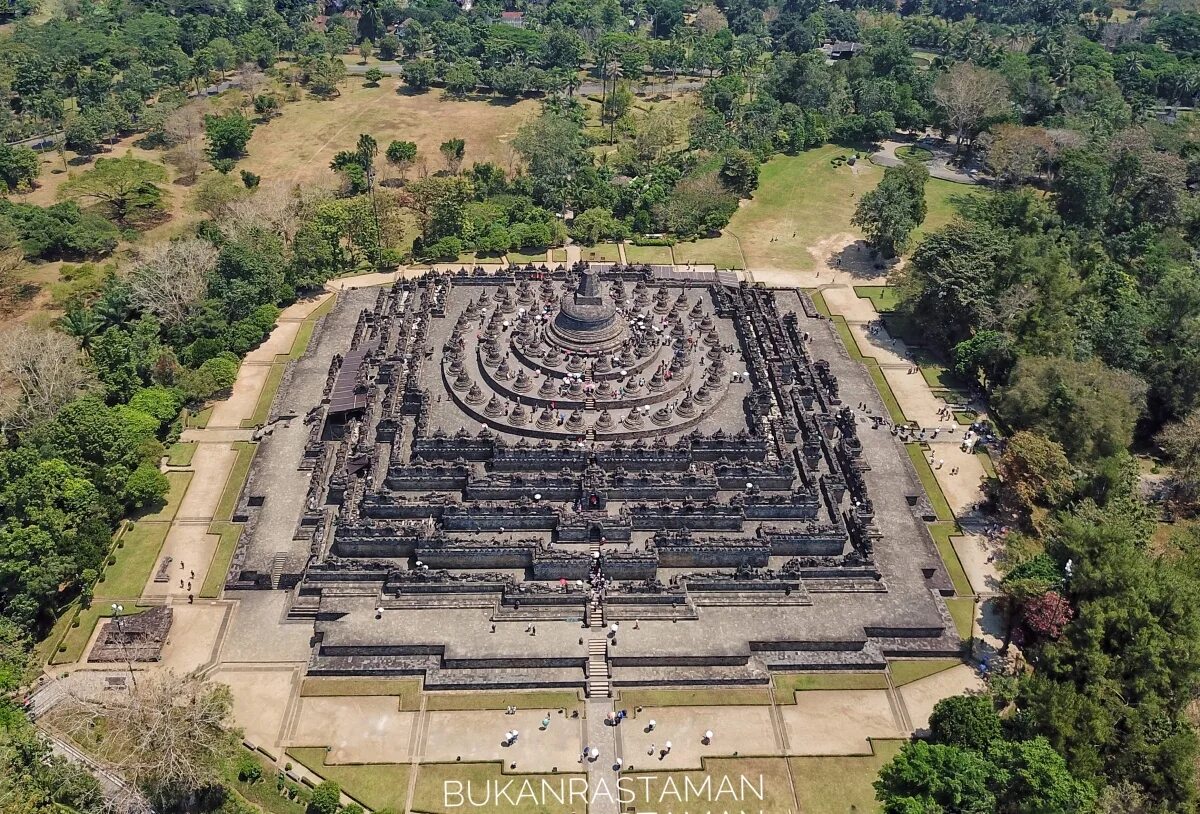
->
548, 267, 627, 353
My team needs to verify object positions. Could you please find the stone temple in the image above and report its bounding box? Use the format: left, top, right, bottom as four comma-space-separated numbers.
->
225, 264, 959, 694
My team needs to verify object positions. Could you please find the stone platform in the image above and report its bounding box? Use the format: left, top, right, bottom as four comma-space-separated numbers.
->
224, 264, 958, 691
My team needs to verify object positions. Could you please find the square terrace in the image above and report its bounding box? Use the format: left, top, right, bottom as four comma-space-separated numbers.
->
225, 264, 957, 691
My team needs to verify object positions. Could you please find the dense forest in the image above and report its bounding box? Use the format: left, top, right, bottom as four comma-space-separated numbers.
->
1, 0, 1200, 809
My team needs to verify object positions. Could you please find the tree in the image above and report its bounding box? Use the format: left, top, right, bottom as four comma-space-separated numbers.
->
719, 148, 760, 196
386, 140, 417, 182
570, 207, 627, 245
204, 112, 254, 162
439, 138, 465, 174
994, 431, 1076, 520
875, 740, 997, 814
928, 695, 1003, 752
165, 138, 206, 185
253, 93, 280, 120
932, 63, 1010, 153
124, 462, 170, 507
445, 62, 478, 98
58, 155, 169, 226
402, 59, 434, 91
953, 330, 1015, 389
308, 781, 342, 814
0, 144, 39, 193
364, 67, 384, 86
1157, 409, 1200, 503
852, 162, 928, 258
128, 238, 219, 326
63, 116, 101, 159
53, 672, 240, 809
996, 356, 1147, 463
0, 325, 93, 432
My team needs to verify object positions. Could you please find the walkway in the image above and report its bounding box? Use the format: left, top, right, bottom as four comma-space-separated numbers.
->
870, 135, 984, 185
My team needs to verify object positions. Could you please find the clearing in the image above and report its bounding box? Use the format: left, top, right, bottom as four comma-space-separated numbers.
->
239, 81, 538, 188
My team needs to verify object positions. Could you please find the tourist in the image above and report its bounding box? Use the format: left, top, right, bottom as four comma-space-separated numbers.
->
646, 719, 656, 732
703, 730, 713, 744
541, 715, 550, 729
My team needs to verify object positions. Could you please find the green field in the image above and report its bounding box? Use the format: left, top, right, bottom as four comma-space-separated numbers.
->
288, 748, 411, 811
929, 522, 972, 596
905, 444, 955, 522
946, 597, 976, 640
774, 672, 889, 699
240, 363, 286, 428
624, 243, 675, 265
506, 249, 553, 265
166, 442, 197, 467
213, 442, 257, 522
51, 603, 148, 664
199, 521, 243, 598
424, 689, 582, 713
621, 687, 771, 709
577, 242, 621, 262
889, 659, 963, 686
854, 285, 901, 313
791, 740, 905, 813
133, 471, 193, 523
299, 677, 423, 709
94, 522, 170, 599
896, 145, 933, 162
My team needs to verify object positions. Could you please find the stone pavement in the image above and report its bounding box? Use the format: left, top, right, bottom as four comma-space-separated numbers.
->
583, 699, 620, 814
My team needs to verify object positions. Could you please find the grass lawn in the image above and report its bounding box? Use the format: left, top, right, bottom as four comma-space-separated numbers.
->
51, 603, 147, 665
133, 471, 193, 523
412, 763, 589, 814
288, 748, 410, 811
94, 522, 170, 599
240, 84, 538, 189
166, 442, 197, 467
300, 677, 423, 709
673, 233, 745, 268
624, 758, 798, 814
889, 659, 963, 686
285, 295, 336, 361
790, 739, 905, 814
240, 363, 286, 428
854, 285, 900, 313
620, 687, 771, 709
214, 442, 257, 522
976, 450, 997, 480
507, 249, 553, 265
915, 178, 981, 245
896, 145, 933, 162
625, 244, 675, 265
200, 522, 243, 598
928, 522, 972, 596
774, 673, 888, 700
578, 242, 621, 262
946, 597, 976, 641
953, 409, 978, 425
550, 249, 567, 263
905, 444, 955, 522
424, 689, 582, 714
807, 289, 832, 318
35, 603, 80, 665
686, 146, 885, 273
188, 405, 214, 429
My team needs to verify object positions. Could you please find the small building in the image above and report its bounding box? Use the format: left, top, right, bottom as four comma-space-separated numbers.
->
499, 10, 526, 27
821, 41, 863, 60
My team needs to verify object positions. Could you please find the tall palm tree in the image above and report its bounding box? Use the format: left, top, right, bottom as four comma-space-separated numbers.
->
60, 305, 100, 352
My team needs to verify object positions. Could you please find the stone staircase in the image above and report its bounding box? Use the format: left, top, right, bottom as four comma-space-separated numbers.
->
586, 595, 604, 627
268, 552, 289, 589
586, 638, 610, 698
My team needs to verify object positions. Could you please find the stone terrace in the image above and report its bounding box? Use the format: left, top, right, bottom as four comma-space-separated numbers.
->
225, 264, 958, 693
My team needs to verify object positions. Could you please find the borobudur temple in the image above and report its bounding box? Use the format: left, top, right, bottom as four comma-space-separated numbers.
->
224, 264, 961, 694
